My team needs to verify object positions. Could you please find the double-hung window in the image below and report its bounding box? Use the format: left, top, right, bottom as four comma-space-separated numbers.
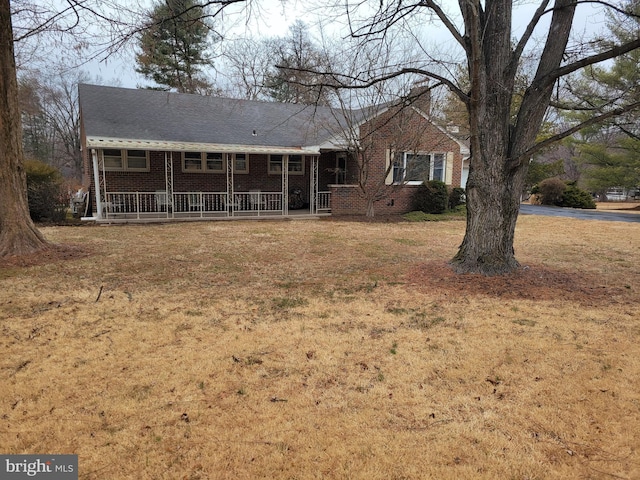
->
233, 153, 249, 173
393, 152, 446, 184
269, 154, 305, 175
102, 149, 149, 171
206, 152, 224, 171
183, 152, 249, 173
269, 155, 283, 173
183, 152, 225, 173
288, 155, 304, 174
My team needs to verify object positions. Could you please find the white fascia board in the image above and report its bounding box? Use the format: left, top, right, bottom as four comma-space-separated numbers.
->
85, 136, 320, 155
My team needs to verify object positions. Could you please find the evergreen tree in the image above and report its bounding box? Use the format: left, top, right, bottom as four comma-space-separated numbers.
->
564, 1, 640, 194
135, 0, 215, 94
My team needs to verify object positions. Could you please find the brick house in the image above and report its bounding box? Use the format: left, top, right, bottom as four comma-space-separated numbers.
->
79, 83, 468, 221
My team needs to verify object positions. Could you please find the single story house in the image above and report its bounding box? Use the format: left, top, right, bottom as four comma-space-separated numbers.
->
79, 83, 469, 221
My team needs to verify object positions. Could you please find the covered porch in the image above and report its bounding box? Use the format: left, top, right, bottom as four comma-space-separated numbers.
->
85, 140, 334, 223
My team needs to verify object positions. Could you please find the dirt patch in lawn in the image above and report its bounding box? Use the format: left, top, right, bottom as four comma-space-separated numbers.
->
406, 261, 626, 305
0, 243, 91, 268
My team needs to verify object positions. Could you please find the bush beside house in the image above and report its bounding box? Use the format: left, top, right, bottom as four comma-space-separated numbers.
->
413, 180, 449, 214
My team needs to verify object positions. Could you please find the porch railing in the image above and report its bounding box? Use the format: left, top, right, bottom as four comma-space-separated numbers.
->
101, 190, 311, 219
317, 191, 331, 212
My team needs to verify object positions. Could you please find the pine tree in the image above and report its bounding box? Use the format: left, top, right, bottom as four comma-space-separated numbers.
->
564, 1, 640, 194
135, 0, 215, 94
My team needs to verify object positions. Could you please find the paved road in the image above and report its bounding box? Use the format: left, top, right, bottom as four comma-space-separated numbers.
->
519, 204, 640, 223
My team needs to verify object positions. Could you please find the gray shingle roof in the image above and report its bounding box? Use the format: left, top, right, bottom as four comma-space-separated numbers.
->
79, 84, 369, 150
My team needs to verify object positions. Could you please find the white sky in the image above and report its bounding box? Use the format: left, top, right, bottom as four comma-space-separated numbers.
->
18, 0, 610, 91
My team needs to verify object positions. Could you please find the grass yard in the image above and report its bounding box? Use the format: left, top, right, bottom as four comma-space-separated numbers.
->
1, 214, 639, 479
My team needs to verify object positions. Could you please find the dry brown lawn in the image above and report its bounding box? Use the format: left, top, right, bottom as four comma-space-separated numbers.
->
1, 213, 639, 479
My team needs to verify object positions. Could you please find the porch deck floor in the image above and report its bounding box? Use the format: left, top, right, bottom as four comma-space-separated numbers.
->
91, 208, 330, 224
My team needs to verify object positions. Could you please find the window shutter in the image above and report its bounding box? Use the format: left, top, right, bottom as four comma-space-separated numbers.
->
385, 149, 395, 185
445, 152, 454, 185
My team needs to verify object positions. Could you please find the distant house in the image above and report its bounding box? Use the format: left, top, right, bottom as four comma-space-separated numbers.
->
79, 84, 468, 221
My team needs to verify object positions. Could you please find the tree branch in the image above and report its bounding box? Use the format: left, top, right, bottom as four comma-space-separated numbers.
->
509, 0, 551, 77
279, 64, 469, 106
520, 100, 640, 160
540, 38, 640, 89
419, 0, 466, 49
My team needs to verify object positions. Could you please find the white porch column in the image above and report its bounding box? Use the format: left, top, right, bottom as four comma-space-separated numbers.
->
282, 155, 289, 216
164, 152, 175, 218
310, 156, 318, 214
227, 153, 234, 216
91, 149, 103, 219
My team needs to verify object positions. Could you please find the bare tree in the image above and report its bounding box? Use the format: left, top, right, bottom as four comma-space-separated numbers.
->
322, 0, 640, 275
266, 20, 335, 105
221, 37, 276, 100
0, 0, 48, 257
19, 69, 88, 179
19, 75, 56, 165
2, 0, 247, 258
328, 81, 457, 217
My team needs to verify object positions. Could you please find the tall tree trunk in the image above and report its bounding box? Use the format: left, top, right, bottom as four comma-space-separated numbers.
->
451, 150, 527, 275
451, 0, 576, 275
0, 0, 50, 257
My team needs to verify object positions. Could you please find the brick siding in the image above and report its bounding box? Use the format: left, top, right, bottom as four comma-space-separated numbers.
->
328, 104, 465, 216
82, 100, 464, 218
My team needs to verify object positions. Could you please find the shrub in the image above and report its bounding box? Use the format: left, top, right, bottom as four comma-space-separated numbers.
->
536, 177, 566, 206
561, 184, 596, 209
25, 159, 68, 222
413, 180, 449, 214
448, 187, 466, 209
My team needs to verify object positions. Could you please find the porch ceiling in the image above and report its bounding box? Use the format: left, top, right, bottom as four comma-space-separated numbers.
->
86, 136, 321, 155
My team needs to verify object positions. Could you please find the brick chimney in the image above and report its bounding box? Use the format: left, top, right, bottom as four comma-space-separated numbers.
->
407, 80, 431, 115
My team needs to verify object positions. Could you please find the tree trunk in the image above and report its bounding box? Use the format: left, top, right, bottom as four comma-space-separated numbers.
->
450, 153, 527, 276
0, 0, 50, 257
451, 0, 576, 275
365, 196, 375, 218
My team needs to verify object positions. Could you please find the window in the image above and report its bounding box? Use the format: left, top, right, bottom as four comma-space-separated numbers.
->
288, 155, 304, 174
183, 152, 251, 173
269, 154, 283, 173
336, 154, 347, 184
183, 152, 225, 173
184, 151, 203, 171
432, 153, 445, 181
103, 149, 123, 169
127, 150, 148, 170
206, 152, 224, 171
234, 153, 249, 173
393, 152, 446, 184
102, 149, 149, 171
269, 154, 305, 175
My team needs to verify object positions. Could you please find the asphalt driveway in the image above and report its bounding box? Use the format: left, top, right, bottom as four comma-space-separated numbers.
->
519, 204, 640, 223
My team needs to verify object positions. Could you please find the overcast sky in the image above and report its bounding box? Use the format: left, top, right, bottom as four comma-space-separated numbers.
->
16, 0, 610, 91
